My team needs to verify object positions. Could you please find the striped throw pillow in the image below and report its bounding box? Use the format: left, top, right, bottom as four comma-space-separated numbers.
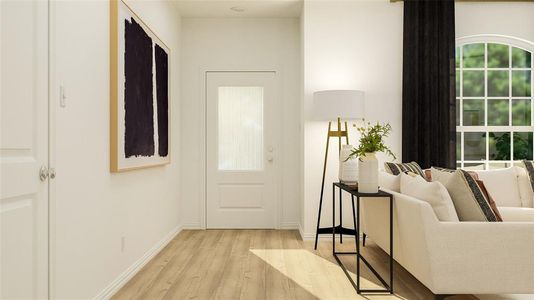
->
384, 162, 425, 178
522, 160, 534, 192
444, 170, 498, 222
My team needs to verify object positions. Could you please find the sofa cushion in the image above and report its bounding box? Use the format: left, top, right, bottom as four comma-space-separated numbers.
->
445, 170, 498, 222
430, 167, 479, 183
400, 173, 459, 221
379, 171, 400, 192
498, 207, 534, 222
475, 167, 522, 207
384, 161, 425, 178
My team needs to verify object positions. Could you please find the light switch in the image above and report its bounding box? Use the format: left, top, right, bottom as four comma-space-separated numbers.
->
60, 86, 66, 108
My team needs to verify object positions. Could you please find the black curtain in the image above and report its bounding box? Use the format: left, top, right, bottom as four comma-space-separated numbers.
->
402, 0, 456, 169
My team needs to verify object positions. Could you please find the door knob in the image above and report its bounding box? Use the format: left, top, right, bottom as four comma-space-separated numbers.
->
39, 166, 48, 181
49, 168, 56, 179
267, 155, 273, 162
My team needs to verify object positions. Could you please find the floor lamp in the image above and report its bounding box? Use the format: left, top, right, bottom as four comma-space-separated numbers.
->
312, 90, 365, 250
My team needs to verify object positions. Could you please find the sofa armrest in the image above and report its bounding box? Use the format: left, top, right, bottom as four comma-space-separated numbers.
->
386, 192, 534, 294
498, 207, 534, 222
425, 219, 534, 294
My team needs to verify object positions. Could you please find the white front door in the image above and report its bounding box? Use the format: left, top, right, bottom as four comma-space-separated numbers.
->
0, 0, 49, 298
206, 72, 279, 228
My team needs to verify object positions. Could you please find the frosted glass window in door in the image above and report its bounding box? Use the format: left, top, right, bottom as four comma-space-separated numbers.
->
218, 87, 264, 170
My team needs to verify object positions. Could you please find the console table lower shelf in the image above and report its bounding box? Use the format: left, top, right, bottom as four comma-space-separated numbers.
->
332, 182, 394, 294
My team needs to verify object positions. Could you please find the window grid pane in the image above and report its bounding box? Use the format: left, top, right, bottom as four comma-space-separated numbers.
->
457, 42, 534, 170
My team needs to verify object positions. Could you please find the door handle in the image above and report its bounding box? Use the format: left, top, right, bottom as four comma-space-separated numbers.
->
267, 155, 273, 162
39, 166, 48, 181
39, 166, 56, 181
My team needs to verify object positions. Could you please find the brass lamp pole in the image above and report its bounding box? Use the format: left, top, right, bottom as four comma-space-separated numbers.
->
314, 117, 349, 249
311, 90, 365, 250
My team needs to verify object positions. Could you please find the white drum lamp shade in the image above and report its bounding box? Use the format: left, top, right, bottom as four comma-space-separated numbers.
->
312, 90, 365, 121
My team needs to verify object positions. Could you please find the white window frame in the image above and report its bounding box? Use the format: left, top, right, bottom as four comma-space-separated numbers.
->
456, 35, 534, 170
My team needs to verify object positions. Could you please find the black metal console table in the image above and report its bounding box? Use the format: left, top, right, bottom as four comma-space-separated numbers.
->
332, 182, 394, 294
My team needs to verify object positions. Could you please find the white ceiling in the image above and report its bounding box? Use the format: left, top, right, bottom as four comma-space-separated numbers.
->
172, 0, 303, 18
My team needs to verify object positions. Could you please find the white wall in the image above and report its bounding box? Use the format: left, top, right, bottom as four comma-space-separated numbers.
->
51, 1, 181, 298
301, 0, 404, 238
300, 0, 534, 238
456, 2, 534, 41
180, 18, 301, 229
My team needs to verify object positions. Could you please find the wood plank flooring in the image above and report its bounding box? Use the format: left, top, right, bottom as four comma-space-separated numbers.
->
113, 230, 479, 300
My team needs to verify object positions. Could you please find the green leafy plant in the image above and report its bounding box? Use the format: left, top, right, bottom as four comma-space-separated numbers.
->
347, 121, 396, 161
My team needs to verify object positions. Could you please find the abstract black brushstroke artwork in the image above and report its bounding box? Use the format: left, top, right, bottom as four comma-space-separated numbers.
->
110, 0, 171, 172
155, 44, 169, 157
124, 18, 154, 158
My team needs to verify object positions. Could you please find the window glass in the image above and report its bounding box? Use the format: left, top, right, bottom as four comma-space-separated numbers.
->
488, 99, 509, 126
463, 99, 484, 126
463, 44, 485, 68
456, 41, 533, 170
487, 44, 509, 68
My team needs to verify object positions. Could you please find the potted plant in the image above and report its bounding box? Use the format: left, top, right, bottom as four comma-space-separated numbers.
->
348, 121, 396, 193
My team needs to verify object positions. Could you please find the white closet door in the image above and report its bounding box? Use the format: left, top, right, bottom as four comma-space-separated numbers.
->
1, 0, 49, 298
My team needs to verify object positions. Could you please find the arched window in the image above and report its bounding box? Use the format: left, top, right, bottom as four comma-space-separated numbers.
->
456, 35, 533, 170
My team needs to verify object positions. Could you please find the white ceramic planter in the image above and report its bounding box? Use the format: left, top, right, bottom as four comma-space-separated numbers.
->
358, 152, 378, 193
339, 145, 358, 184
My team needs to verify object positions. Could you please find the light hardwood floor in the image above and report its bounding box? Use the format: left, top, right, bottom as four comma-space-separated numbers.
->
114, 230, 478, 300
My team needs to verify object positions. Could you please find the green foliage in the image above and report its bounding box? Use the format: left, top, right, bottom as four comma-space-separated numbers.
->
487, 132, 533, 160
488, 99, 509, 126
512, 99, 531, 126
463, 43, 484, 68
347, 121, 396, 160
512, 47, 531, 68
488, 132, 511, 160
459, 43, 532, 99
512, 71, 531, 97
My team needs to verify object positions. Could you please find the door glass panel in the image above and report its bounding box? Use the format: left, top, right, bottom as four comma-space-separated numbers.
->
218, 86, 264, 171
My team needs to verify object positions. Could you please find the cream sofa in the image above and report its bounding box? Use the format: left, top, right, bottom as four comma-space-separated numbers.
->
362, 167, 534, 299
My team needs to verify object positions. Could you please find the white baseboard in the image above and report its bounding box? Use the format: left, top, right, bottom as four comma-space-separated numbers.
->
279, 221, 299, 229
183, 222, 299, 230
298, 223, 305, 240
182, 222, 203, 229
299, 229, 361, 241
94, 224, 183, 300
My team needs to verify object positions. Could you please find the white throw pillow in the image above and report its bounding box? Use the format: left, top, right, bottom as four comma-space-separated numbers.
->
475, 167, 522, 207
400, 173, 459, 221
430, 167, 454, 185
379, 171, 400, 192
516, 166, 534, 208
